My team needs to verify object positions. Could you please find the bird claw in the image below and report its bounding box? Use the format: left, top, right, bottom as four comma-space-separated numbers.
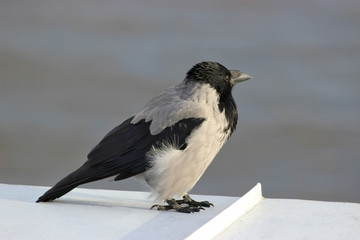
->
150, 194, 213, 213
181, 194, 214, 208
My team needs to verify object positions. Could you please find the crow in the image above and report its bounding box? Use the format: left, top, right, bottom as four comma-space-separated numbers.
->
37, 61, 252, 213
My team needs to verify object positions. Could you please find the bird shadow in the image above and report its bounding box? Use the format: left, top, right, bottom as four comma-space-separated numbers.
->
36, 190, 158, 211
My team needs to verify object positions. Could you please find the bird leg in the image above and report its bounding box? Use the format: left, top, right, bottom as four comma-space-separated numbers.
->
150, 194, 213, 213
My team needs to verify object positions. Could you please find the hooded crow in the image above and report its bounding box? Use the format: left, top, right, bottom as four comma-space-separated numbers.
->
36, 61, 252, 213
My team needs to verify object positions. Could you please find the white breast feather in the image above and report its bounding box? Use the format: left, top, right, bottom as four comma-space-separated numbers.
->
138, 82, 232, 200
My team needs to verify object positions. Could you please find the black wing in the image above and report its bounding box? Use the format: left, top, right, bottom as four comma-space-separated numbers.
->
37, 116, 205, 202
87, 116, 205, 180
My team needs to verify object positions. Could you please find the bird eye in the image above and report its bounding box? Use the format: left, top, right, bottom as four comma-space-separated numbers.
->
225, 75, 230, 81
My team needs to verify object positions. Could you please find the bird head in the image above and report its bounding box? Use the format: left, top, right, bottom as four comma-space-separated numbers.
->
185, 61, 252, 94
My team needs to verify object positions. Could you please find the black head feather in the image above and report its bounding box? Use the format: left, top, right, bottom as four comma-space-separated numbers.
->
185, 61, 238, 136
185, 61, 233, 95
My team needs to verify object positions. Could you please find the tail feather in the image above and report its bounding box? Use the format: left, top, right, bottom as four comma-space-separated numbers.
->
36, 165, 116, 202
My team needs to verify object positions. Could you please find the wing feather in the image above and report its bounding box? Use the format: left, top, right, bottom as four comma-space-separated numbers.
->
86, 116, 205, 180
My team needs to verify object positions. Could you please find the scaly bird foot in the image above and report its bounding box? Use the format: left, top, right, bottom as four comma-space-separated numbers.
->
150, 195, 213, 213
179, 194, 214, 208
151, 199, 203, 213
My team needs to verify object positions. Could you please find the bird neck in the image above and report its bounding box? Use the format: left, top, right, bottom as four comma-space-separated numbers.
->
218, 91, 238, 136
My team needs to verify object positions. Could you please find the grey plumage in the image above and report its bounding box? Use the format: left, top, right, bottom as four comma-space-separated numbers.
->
37, 61, 251, 213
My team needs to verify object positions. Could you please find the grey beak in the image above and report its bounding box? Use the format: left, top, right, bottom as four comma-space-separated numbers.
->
230, 70, 252, 84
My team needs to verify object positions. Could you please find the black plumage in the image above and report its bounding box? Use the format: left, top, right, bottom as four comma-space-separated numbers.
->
37, 117, 204, 202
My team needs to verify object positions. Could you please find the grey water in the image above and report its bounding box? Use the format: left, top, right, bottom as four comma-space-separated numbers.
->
1, 0, 360, 202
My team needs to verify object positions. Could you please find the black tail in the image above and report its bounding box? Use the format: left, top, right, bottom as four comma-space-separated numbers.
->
36, 164, 116, 202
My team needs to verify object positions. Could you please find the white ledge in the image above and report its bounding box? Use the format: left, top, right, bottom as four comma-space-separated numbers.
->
0, 183, 359, 240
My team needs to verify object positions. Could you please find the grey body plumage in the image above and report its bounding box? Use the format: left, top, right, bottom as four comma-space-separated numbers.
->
37, 61, 251, 213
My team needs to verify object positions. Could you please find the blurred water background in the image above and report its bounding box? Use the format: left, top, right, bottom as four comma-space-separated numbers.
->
1, 0, 359, 202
